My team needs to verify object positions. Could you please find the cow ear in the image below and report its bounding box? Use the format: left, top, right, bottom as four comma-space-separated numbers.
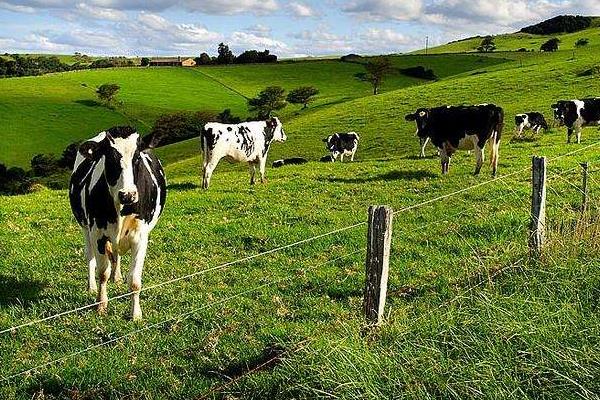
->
405, 113, 416, 121
78, 141, 100, 160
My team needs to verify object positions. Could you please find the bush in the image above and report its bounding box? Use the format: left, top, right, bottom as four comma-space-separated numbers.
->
248, 86, 287, 118
477, 36, 496, 52
517, 48, 528, 52
578, 65, 600, 77
59, 142, 80, 169
399, 66, 437, 80
145, 110, 218, 148
90, 57, 135, 69
521, 15, 592, 35
541, 38, 560, 52
217, 109, 242, 124
96, 83, 120, 106
235, 50, 277, 64
287, 86, 320, 109
31, 154, 61, 177
140, 57, 150, 66
575, 38, 589, 48
0, 166, 31, 195
340, 54, 362, 63
195, 53, 213, 65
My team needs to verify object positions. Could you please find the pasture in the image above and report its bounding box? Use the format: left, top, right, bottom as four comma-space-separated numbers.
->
1, 35, 600, 399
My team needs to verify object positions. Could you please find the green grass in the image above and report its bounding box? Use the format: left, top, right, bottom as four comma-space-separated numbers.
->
415, 26, 600, 54
2, 35, 600, 399
1, 55, 505, 168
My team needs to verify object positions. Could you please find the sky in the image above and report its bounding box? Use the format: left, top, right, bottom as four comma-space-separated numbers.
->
0, 0, 599, 58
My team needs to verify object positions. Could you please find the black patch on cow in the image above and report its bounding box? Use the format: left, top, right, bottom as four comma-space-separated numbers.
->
107, 126, 137, 139
408, 104, 503, 150
97, 235, 110, 254
580, 99, 600, 125
324, 133, 359, 155
201, 127, 216, 151
262, 119, 276, 156
237, 125, 255, 157
227, 127, 232, 131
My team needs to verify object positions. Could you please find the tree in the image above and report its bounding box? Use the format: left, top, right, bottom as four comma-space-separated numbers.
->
145, 110, 217, 148
248, 86, 287, 118
96, 83, 120, 107
541, 38, 560, 52
364, 57, 393, 95
31, 154, 60, 177
140, 57, 150, 66
287, 86, 320, 109
195, 52, 212, 65
575, 38, 589, 48
217, 43, 235, 64
477, 36, 496, 52
217, 108, 241, 124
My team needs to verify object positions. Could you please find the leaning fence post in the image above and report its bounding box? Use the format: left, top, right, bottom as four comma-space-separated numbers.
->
581, 162, 589, 213
364, 205, 393, 325
529, 156, 547, 258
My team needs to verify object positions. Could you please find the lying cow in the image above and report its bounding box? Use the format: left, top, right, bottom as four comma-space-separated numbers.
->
515, 112, 548, 136
405, 104, 503, 176
322, 132, 360, 162
69, 126, 166, 320
552, 98, 600, 143
272, 157, 308, 168
201, 117, 286, 189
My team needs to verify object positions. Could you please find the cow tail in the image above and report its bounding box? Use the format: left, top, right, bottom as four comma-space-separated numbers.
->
200, 127, 209, 161
490, 108, 503, 174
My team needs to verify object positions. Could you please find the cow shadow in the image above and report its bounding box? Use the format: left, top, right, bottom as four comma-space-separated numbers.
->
167, 182, 200, 191
324, 170, 437, 183
0, 275, 47, 308
197, 344, 286, 380
74, 99, 101, 107
404, 155, 438, 160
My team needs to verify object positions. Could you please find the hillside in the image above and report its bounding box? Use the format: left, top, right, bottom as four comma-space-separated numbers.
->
2, 41, 600, 398
0, 55, 506, 167
414, 24, 600, 54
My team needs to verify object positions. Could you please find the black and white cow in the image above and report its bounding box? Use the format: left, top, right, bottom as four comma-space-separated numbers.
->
515, 112, 548, 136
69, 126, 166, 320
200, 117, 286, 189
322, 132, 360, 162
405, 104, 503, 175
552, 98, 600, 143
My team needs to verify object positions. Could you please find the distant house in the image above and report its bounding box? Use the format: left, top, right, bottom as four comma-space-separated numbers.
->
149, 56, 196, 67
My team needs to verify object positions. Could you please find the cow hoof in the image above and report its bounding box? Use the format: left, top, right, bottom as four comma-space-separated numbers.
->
97, 304, 108, 315
130, 310, 142, 321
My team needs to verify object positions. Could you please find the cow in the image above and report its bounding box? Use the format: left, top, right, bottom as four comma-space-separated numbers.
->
552, 98, 600, 143
322, 132, 360, 162
200, 117, 286, 189
405, 104, 503, 176
69, 126, 166, 320
272, 157, 308, 168
515, 112, 548, 136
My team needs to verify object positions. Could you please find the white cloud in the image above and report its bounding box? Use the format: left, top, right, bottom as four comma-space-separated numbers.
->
289, 1, 318, 17
230, 31, 290, 52
244, 24, 272, 37
342, 0, 423, 21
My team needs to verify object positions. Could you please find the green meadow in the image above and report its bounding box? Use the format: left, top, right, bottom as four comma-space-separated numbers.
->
2, 29, 600, 399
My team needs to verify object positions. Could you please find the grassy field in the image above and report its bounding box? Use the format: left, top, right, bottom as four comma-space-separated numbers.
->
2, 33, 600, 399
415, 26, 600, 54
0, 55, 505, 168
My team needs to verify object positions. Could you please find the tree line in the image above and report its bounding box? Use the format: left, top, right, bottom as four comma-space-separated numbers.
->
476, 35, 589, 53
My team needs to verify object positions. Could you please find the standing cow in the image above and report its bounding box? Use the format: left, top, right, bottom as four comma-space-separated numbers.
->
322, 132, 360, 162
69, 126, 166, 320
405, 104, 503, 176
552, 99, 600, 143
201, 117, 286, 189
515, 112, 548, 136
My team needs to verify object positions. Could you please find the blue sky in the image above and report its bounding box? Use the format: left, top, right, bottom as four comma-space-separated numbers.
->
0, 0, 599, 57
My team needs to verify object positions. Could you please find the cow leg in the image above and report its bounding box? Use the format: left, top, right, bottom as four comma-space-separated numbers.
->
439, 147, 450, 175
84, 229, 97, 293
491, 140, 500, 177
567, 128, 573, 143
110, 249, 122, 284
249, 162, 257, 185
419, 137, 428, 157
474, 145, 484, 175
576, 127, 582, 144
202, 160, 217, 189
94, 245, 112, 315
128, 229, 148, 321
340, 153, 344, 162
351, 148, 357, 162
259, 157, 267, 184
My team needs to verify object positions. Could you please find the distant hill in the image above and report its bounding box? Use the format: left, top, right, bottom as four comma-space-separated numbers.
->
521, 15, 599, 35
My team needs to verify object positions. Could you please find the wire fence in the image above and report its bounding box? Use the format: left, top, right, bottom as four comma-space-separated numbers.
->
3, 140, 600, 388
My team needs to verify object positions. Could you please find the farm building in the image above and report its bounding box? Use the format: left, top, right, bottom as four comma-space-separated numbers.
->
149, 57, 196, 67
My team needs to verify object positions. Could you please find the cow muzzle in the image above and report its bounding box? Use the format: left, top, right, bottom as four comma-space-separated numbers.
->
118, 190, 138, 205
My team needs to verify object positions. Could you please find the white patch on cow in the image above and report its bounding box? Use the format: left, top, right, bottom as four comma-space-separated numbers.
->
89, 156, 106, 191
110, 134, 140, 194
141, 152, 162, 230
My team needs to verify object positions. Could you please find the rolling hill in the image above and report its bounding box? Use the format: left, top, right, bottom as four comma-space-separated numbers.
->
2, 17, 600, 399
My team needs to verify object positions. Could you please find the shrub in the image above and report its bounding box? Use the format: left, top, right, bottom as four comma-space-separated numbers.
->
140, 57, 150, 66
146, 110, 218, 148
340, 54, 362, 63
195, 53, 212, 65
96, 83, 120, 106
541, 38, 560, 52
575, 38, 589, 48
59, 142, 80, 169
399, 66, 437, 80
287, 86, 320, 109
477, 36, 496, 52
217, 109, 242, 124
248, 86, 287, 118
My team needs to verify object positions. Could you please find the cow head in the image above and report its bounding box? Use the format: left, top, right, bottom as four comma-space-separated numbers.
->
322, 134, 340, 160
405, 108, 430, 137
79, 126, 144, 206
266, 117, 287, 143
552, 101, 570, 126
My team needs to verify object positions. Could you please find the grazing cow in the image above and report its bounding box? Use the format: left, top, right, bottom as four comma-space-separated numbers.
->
552, 98, 600, 143
201, 117, 286, 189
515, 112, 548, 136
69, 126, 166, 320
405, 104, 503, 175
272, 157, 308, 168
323, 132, 360, 162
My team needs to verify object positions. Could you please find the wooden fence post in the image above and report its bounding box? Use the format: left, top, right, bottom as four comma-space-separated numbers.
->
581, 162, 589, 213
529, 156, 547, 258
364, 205, 393, 325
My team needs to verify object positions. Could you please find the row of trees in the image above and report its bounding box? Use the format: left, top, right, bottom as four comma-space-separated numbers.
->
196, 43, 277, 65
0, 54, 136, 78
477, 36, 588, 53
